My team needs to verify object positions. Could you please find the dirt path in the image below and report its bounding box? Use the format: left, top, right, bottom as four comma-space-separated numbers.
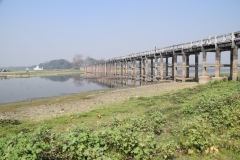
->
0, 82, 198, 121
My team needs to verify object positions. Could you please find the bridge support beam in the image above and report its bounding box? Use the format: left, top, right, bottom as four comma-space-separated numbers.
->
145, 58, 148, 81
114, 62, 116, 76
215, 49, 221, 78
182, 52, 186, 82
96, 64, 98, 75
112, 62, 115, 76
173, 53, 177, 81
119, 62, 121, 77
151, 59, 153, 81
109, 62, 112, 76
186, 54, 189, 78
141, 58, 144, 80
166, 55, 169, 78
202, 51, 207, 76
117, 61, 120, 77
101, 63, 103, 75
231, 46, 238, 81
131, 60, 133, 79
198, 50, 211, 84
171, 55, 174, 80
132, 59, 136, 79
121, 61, 123, 77
160, 54, 164, 80
155, 56, 158, 81
124, 60, 127, 78
195, 52, 199, 81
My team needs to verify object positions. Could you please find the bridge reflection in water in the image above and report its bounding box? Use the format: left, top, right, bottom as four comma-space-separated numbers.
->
83, 72, 172, 88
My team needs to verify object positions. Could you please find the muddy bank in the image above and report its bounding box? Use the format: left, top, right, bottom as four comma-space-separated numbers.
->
0, 82, 198, 121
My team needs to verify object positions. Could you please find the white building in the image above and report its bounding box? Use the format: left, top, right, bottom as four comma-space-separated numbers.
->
33, 65, 43, 70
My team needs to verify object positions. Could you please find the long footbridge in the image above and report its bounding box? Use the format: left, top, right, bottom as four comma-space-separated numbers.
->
83, 31, 240, 84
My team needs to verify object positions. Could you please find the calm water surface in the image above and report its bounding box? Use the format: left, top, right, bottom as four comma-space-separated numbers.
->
0, 75, 109, 104
1, 67, 239, 104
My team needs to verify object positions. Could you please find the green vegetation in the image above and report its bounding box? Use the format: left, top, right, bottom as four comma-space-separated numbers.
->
1, 57, 100, 70
72, 54, 100, 69
1, 81, 240, 159
36, 59, 73, 70
0, 69, 84, 78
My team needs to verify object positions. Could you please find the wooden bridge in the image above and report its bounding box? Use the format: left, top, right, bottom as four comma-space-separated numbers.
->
83, 31, 240, 84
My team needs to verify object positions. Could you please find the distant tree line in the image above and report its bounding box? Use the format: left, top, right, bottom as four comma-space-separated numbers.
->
1, 56, 101, 70
35, 59, 73, 70
72, 54, 102, 69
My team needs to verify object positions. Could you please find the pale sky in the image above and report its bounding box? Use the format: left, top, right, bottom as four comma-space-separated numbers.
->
0, 0, 240, 67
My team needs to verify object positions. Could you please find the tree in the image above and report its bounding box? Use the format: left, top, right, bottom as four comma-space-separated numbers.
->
72, 54, 84, 69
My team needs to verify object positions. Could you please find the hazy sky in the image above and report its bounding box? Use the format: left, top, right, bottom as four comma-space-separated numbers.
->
0, 0, 240, 67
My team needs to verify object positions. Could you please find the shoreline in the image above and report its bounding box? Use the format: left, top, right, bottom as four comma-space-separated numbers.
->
0, 70, 84, 78
0, 82, 198, 121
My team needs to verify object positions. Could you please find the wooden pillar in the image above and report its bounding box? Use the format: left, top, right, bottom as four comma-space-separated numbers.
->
110, 62, 112, 76
151, 59, 153, 81
117, 61, 120, 76
202, 51, 207, 76
121, 61, 123, 77
114, 61, 117, 76
134, 60, 136, 79
112, 62, 114, 76
155, 56, 158, 81
231, 46, 238, 81
215, 49, 221, 77
105, 62, 107, 76
124, 60, 126, 78
195, 52, 199, 81
160, 54, 164, 80
186, 54, 189, 78
182, 52, 186, 82
141, 58, 144, 80
172, 55, 174, 80
95, 64, 97, 75
145, 58, 148, 81
166, 55, 169, 77
139, 60, 142, 79
131, 60, 133, 78
174, 53, 177, 81
132, 59, 136, 79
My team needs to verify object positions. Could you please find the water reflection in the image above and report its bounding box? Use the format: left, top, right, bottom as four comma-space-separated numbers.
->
0, 74, 107, 104
83, 73, 170, 88
72, 75, 84, 87
42, 74, 84, 87
0, 73, 170, 104
42, 75, 72, 82
0, 77, 7, 80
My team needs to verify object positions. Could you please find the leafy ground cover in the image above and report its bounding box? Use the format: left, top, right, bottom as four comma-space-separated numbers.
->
1, 81, 240, 159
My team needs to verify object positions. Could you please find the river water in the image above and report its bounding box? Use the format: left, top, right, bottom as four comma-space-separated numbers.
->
0, 75, 109, 104
0, 67, 239, 104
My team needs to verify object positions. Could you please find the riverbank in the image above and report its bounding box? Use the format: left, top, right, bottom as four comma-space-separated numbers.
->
0, 82, 198, 121
0, 69, 84, 78
1, 81, 240, 159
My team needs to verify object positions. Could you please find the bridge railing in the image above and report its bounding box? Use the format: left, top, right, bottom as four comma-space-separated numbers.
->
102, 31, 240, 63
216, 33, 232, 43
234, 31, 240, 40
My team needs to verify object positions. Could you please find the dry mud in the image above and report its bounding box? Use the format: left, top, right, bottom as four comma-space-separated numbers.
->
0, 82, 198, 121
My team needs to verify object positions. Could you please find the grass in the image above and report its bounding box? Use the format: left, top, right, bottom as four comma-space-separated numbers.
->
1, 81, 240, 159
